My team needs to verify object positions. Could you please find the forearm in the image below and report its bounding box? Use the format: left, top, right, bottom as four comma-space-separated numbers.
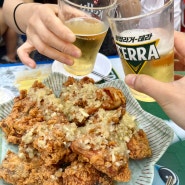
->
3, 0, 40, 34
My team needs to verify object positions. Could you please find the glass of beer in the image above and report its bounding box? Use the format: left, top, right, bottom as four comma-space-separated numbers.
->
107, 0, 174, 102
58, 0, 117, 76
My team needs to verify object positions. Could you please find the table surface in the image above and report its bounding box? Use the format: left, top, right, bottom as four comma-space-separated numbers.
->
0, 56, 185, 184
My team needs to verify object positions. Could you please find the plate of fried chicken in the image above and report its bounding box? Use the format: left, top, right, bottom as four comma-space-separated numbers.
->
0, 73, 173, 185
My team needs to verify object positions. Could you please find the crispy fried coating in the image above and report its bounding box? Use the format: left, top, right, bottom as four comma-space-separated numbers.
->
63, 76, 95, 87
0, 151, 63, 185
98, 87, 126, 110
19, 121, 77, 166
62, 160, 113, 185
0, 81, 67, 144
0, 90, 43, 144
70, 110, 136, 181
60, 77, 126, 126
60, 77, 102, 126
127, 129, 152, 159
71, 143, 129, 180
113, 163, 131, 182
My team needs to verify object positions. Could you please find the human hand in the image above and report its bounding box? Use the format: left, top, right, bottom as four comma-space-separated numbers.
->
125, 31, 185, 130
17, 4, 82, 68
125, 74, 185, 130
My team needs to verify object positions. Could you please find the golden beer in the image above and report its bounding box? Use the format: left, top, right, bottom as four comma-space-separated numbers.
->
121, 50, 174, 102
121, 50, 174, 82
64, 17, 108, 76
116, 30, 174, 102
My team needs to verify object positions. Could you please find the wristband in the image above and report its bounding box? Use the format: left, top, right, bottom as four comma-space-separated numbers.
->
13, 2, 25, 34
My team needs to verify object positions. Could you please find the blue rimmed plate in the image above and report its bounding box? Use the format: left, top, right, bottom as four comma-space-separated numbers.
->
0, 72, 174, 185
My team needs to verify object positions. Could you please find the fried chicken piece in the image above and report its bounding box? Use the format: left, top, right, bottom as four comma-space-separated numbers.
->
0, 90, 43, 144
19, 121, 77, 166
62, 160, 113, 185
63, 76, 95, 87
0, 151, 63, 185
71, 139, 129, 180
60, 77, 126, 126
98, 87, 126, 110
60, 77, 102, 126
0, 81, 66, 144
70, 110, 137, 181
127, 129, 152, 159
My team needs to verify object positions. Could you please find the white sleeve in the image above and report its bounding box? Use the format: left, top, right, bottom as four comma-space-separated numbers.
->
174, 0, 181, 31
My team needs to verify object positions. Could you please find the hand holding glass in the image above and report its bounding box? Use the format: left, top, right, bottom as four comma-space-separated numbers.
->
58, 0, 116, 76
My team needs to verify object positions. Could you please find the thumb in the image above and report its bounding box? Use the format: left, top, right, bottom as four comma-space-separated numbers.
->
125, 74, 173, 104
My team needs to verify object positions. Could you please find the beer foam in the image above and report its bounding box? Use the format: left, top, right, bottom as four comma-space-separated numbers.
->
120, 29, 149, 38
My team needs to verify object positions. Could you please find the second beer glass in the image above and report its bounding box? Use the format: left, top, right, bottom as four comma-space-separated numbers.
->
107, 0, 174, 102
58, 0, 116, 76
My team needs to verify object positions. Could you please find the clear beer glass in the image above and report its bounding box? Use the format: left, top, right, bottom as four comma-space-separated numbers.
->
107, 0, 174, 102
58, 0, 117, 76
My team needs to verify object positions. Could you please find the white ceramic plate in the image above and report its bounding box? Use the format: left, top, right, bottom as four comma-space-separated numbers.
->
51, 53, 112, 82
0, 73, 174, 185
0, 88, 14, 105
